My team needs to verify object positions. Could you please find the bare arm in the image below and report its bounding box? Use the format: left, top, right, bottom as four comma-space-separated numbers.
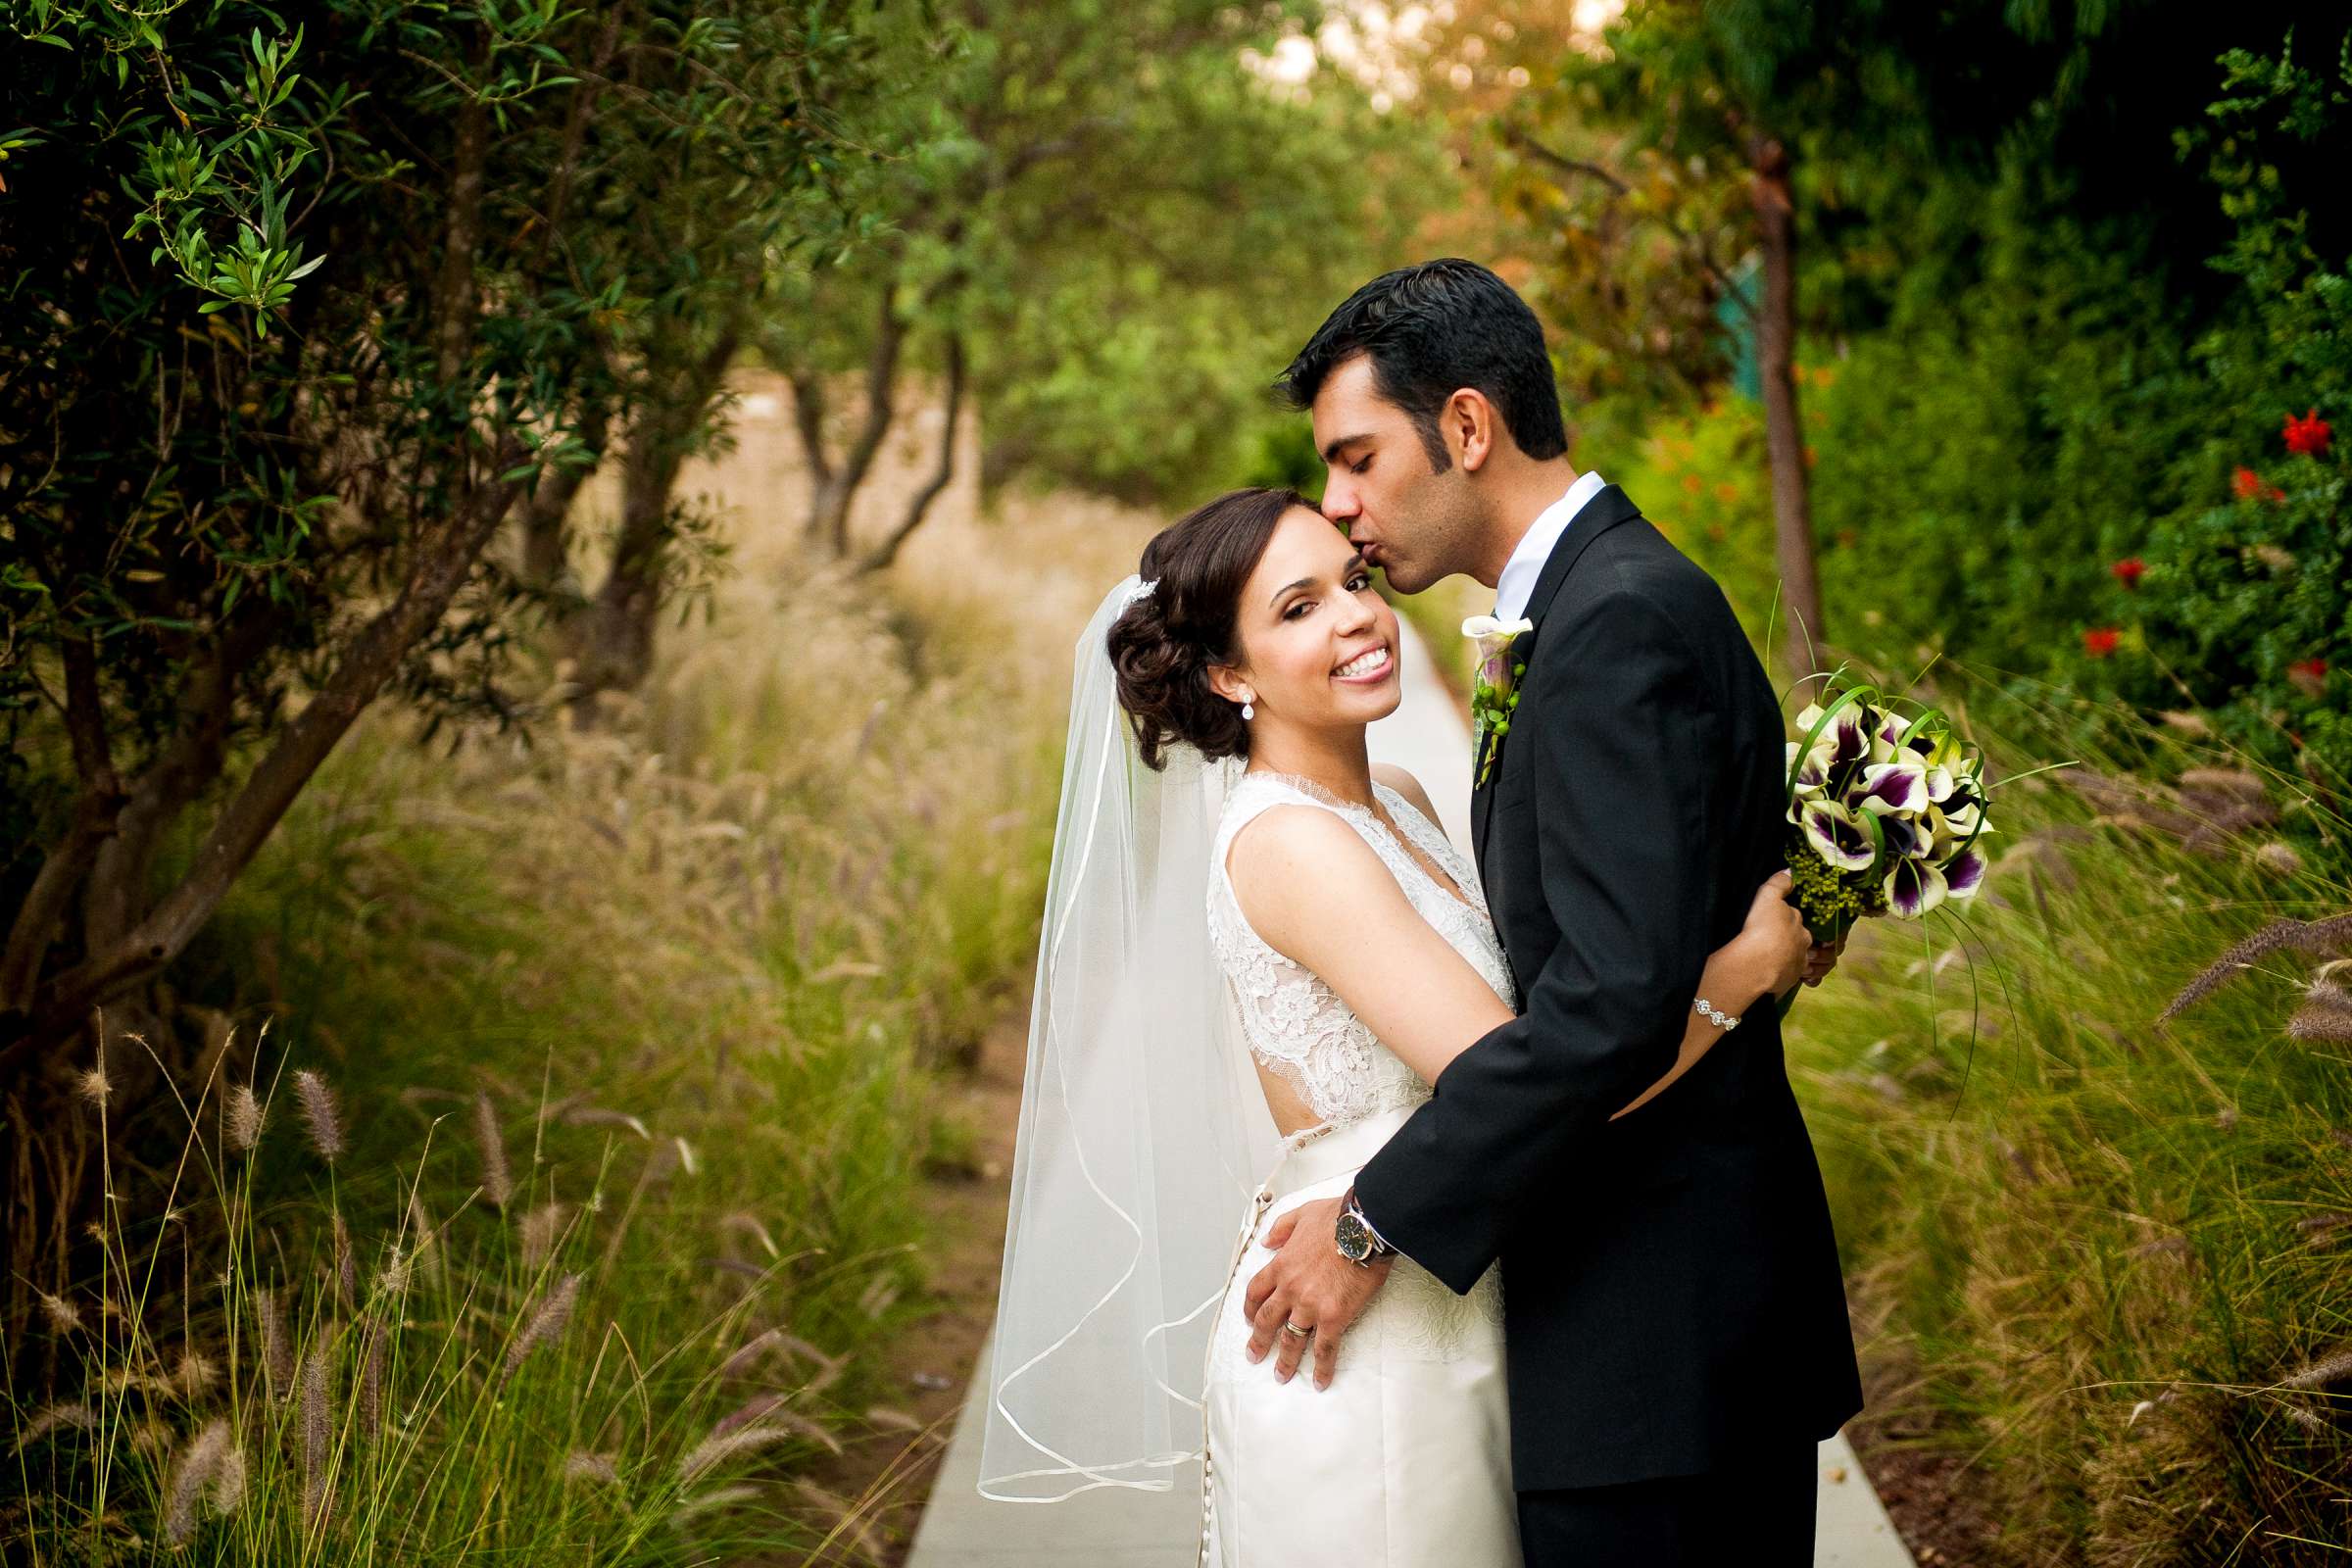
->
1228, 809, 1806, 1116
1365, 762, 1817, 1110
1229, 802, 1812, 1391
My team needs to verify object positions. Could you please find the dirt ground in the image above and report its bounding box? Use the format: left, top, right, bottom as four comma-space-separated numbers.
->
1843, 1361, 2009, 1567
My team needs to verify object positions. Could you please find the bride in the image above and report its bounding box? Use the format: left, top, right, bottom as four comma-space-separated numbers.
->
979, 487, 1815, 1564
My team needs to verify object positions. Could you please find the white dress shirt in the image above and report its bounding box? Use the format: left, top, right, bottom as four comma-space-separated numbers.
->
1494, 469, 1607, 622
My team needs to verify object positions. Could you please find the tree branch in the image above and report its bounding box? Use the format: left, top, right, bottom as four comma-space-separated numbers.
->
1501, 125, 1632, 196
859, 333, 964, 575
839, 283, 906, 494
526, 10, 624, 279
78, 608, 263, 957
518, 400, 609, 587
1501, 125, 1755, 319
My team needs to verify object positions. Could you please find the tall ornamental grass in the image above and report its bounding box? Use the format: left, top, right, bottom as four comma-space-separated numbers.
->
5, 489, 1145, 1562
1786, 691, 2352, 1565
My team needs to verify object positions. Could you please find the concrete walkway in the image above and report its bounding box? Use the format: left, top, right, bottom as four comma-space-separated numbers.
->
906, 614, 1911, 1566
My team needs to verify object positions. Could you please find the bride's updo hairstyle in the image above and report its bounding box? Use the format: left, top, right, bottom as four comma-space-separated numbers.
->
1106, 486, 1315, 770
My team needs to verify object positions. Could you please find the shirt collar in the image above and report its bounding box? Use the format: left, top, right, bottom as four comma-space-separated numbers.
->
1494, 470, 1606, 622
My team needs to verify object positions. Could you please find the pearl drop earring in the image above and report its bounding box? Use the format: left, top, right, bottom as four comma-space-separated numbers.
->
1241, 698, 1254, 721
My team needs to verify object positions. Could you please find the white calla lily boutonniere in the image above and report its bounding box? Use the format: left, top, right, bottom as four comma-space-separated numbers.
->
1464, 613, 1534, 789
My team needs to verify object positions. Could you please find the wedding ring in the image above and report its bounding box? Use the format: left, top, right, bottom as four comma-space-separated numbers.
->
1281, 1320, 1311, 1339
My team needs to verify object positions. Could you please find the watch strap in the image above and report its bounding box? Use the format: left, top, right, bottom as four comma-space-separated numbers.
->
1341, 1185, 1396, 1259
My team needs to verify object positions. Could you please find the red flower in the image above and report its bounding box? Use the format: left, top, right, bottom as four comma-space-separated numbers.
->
2288, 658, 2329, 698
2232, 466, 2285, 504
2283, 409, 2332, 458
2082, 627, 2121, 659
2111, 557, 2145, 589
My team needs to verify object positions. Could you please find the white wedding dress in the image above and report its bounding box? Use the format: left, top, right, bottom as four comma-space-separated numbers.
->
1197, 770, 1521, 1567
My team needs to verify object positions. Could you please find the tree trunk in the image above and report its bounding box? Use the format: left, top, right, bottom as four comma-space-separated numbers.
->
565, 432, 689, 706
432, 37, 491, 389
518, 462, 584, 589
979, 433, 1032, 493
517, 403, 609, 593
860, 333, 966, 574
792, 281, 905, 555
0, 638, 123, 1012
566, 318, 744, 706
1750, 136, 1827, 674
790, 370, 838, 546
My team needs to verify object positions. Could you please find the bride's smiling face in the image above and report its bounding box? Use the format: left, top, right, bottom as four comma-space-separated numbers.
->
1208, 507, 1403, 733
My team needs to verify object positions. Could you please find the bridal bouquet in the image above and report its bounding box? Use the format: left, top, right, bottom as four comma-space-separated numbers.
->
1785, 683, 1992, 944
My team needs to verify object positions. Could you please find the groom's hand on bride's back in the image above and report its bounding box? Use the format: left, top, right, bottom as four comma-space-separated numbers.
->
1243, 1197, 1393, 1391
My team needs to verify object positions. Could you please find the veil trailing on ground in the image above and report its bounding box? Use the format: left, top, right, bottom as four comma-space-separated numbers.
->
977, 575, 1277, 1503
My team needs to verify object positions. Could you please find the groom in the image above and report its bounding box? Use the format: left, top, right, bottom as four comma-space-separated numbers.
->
1242, 260, 1863, 1565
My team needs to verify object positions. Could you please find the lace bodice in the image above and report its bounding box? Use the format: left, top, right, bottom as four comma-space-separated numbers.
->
1207, 771, 1516, 1131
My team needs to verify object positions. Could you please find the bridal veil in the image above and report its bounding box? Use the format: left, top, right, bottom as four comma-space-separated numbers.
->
977, 575, 1277, 1502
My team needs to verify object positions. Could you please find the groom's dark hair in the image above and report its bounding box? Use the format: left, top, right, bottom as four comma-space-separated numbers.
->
1278, 259, 1568, 471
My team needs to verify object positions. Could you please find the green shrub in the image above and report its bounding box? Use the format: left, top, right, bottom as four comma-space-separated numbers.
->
2114, 39, 2352, 797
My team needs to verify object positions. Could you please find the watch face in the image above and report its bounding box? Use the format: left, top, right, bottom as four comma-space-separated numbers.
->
1335, 1210, 1372, 1262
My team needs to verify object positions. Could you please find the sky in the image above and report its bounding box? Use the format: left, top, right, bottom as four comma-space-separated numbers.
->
1245, 1, 1629, 111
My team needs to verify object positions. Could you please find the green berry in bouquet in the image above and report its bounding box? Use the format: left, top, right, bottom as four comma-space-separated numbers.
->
1784, 681, 1991, 945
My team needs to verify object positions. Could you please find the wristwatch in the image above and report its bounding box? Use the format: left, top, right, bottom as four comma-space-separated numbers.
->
1335, 1185, 1397, 1267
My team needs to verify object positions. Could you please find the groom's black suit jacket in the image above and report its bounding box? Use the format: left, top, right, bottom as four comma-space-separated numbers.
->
1352, 486, 1863, 1493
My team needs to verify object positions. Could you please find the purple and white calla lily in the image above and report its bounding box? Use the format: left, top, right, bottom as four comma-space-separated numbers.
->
1850, 760, 1929, 816
1942, 847, 1987, 901
1885, 857, 1949, 918
1868, 709, 1911, 763
1876, 812, 1932, 861
1801, 800, 1879, 872
1795, 702, 1871, 772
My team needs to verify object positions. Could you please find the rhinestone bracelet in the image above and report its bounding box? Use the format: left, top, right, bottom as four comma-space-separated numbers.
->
1694, 998, 1741, 1032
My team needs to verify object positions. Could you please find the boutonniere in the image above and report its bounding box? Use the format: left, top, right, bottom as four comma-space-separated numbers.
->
1463, 614, 1532, 788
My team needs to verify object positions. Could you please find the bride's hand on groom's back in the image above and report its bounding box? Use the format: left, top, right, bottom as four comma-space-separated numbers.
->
1734, 870, 1813, 1003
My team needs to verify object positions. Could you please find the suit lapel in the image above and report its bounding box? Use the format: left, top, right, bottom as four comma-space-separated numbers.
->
1472, 739, 1497, 870
1468, 485, 1645, 873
